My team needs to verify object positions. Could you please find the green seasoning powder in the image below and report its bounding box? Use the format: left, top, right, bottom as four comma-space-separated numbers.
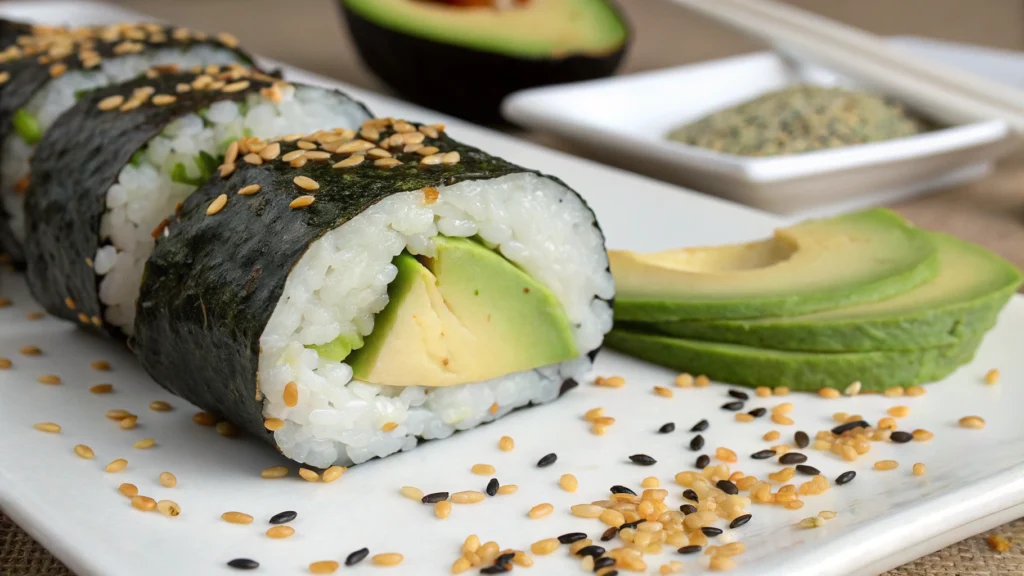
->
667, 85, 930, 156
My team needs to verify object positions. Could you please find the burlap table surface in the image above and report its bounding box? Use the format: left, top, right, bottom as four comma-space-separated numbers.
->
4, 0, 1024, 573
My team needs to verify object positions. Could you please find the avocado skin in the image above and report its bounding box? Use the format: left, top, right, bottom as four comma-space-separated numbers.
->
605, 329, 984, 392
339, 1, 629, 123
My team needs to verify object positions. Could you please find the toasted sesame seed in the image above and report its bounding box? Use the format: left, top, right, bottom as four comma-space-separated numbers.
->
874, 460, 899, 471
959, 416, 985, 429
843, 381, 862, 396
34, 422, 60, 433
131, 495, 157, 511
72, 444, 94, 459
337, 139, 376, 154
26, 311, 45, 320
371, 553, 403, 566
0, 357, 10, 371
440, 151, 460, 165
118, 415, 138, 430
266, 525, 295, 539
883, 386, 905, 398
817, 387, 840, 399
912, 462, 927, 476
381, 421, 398, 432
531, 538, 560, 555
715, 447, 737, 462
205, 194, 228, 216
321, 465, 345, 483
529, 503, 554, 519
151, 472, 175, 489
222, 80, 250, 93
308, 560, 339, 574
262, 418, 285, 432
20, 345, 41, 356
218, 163, 236, 177
983, 368, 1001, 385
420, 153, 444, 166
333, 155, 365, 169
282, 381, 300, 406
107, 409, 133, 420
735, 413, 755, 423
375, 158, 402, 168
452, 491, 485, 504
433, 500, 453, 519
148, 400, 172, 412
905, 385, 926, 397
651, 385, 674, 398
913, 429, 934, 441
133, 438, 155, 449
299, 468, 320, 482
571, 504, 605, 518
471, 463, 495, 475
37, 374, 61, 385
695, 374, 711, 387
498, 436, 514, 451
118, 483, 138, 498
106, 458, 127, 473
151, 94, 176, 106
559, 473, 579, 492
192, 411, 217, 426
497, 484, 518, 495
290, 195, 315, 209
98, 95, 124, 111
399, 486, 424, 501
261, 465, 289, 479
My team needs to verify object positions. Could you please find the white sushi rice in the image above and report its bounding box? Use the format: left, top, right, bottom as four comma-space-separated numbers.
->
260, 173, 615, 468
96, 84, 370, 333
1, 45, 246, 246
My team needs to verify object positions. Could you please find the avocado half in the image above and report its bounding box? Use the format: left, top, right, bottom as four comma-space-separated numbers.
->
339, 0, 630, 122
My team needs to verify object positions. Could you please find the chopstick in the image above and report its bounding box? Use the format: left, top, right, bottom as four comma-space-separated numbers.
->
671, 0, 1024, 134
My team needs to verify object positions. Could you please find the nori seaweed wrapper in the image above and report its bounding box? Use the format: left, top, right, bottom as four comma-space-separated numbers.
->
134, 119, 608, 444
23, 66, 287, 335
0, 23, 258, 263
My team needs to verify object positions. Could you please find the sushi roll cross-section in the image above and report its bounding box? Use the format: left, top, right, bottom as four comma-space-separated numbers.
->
0, 22, 258, 263
24, 65, 371, 335
134, 118, 614, 467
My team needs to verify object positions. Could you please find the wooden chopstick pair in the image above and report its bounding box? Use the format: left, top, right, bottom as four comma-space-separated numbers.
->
672, 0, 1024, 134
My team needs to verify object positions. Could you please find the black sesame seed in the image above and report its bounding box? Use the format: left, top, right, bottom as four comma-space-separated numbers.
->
728, 390, 749, 400
722, 401, 744, 411
696, 454, 710, 469
679, 504, 697, 515
677, 545, 703, 554
796, 464, 820, 476
494, 552, 515, 566
716, 480, 738, 495
268, 510, 296, 524
794, 431, 810, 449
558, 532, 588, 544
747, 407, 767, 418
682, 489, 699, 502
602, 571, 619, 576
658, 422, 676, 434
690, 434, 705, 451
600, 527, 619, 542
629, 454, 656, 466
836, 470, 857, 485
480, 565, 510, 574
690, 419, 709, 432
729, 514, 752, 529
890, 431, 913, 443
779, 452, 808, 464
227, 558, 259, 570
594, 556, 616, 570
421, 491, 449, 504
620, 519, 646, 530
751, 449, 776, 460
831, 420, 870, 435
701, 526, 723, 537
610, 485, 637, 496
575, 545, 606, 557
345, 548, 369, 566
537, 453, 557, 467
486, 478, 499, 496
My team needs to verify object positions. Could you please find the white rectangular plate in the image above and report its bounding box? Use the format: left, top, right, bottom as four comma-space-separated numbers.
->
502, 40, 1014, 219
1, 4, 1023, 576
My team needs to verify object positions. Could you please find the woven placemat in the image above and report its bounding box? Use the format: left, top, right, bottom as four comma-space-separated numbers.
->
2, 510, 1021, 575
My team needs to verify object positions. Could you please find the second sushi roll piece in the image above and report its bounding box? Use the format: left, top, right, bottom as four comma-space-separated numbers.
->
134, 118, 614, 467
24, 65, 371, 334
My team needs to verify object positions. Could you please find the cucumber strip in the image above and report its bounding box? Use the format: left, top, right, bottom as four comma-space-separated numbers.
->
13, 109, 41, 145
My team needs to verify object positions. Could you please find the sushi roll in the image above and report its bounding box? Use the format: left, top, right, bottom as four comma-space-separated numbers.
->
0, 23, 257, 263
23, 66, 372, 335
134, 118, 614, 467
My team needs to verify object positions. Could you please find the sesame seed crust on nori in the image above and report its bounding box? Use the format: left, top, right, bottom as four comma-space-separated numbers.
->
23, 67, 290, 336
0, 23, 258, 263
133, 118, 609, 444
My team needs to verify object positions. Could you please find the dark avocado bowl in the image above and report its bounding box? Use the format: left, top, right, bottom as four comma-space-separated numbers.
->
339, 0, 629, 123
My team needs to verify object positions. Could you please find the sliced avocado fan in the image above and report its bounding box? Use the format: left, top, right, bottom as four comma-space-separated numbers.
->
611, 209, 939, 322
640, 232, 1022, 352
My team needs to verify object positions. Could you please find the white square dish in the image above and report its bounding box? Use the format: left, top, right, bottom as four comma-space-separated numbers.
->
502, 46, 1014, 217
1, 5, 1024, 576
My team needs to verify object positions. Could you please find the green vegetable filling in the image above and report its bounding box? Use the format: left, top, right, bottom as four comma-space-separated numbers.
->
13, 109, 42, 145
